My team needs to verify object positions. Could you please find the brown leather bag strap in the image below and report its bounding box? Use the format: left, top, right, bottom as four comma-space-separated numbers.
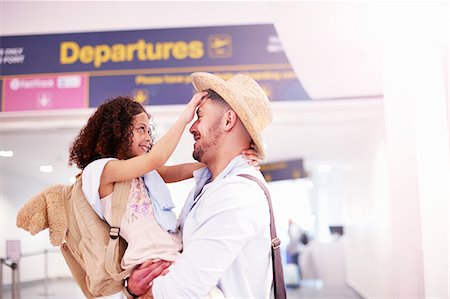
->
237, 174, 287, 299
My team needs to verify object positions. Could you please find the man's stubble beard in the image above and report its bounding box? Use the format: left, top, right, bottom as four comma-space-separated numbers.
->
192, 123, 222, 163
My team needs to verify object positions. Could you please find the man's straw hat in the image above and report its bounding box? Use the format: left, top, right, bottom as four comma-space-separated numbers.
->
191, 72, 272, 159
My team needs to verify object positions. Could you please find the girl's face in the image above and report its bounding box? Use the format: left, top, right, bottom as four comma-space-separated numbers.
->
128, 112, 153, 158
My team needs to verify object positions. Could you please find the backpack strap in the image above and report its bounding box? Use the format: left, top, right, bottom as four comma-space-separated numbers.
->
105, 180, 133, 280
110, 180, 131, 236
237, 174, 287, 299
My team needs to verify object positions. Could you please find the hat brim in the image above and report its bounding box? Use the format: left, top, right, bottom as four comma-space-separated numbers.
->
191, 73, 265, 159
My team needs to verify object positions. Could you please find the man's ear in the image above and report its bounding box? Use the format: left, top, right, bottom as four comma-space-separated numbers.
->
223, 110, 238, 131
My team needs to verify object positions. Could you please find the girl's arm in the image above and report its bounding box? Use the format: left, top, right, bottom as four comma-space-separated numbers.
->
158, 149, 262, 183
157, 163, 205, 183
101, 92, 207, 186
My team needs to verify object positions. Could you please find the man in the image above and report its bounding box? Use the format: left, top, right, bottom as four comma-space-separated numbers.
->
126, 72, 274, 298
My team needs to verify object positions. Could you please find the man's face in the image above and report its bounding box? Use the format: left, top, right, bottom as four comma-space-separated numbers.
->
189, 98, 224, 163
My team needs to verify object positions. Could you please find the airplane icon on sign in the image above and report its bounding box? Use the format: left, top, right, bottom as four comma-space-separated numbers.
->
208, 35, 232, 58
210, 38, 230, 49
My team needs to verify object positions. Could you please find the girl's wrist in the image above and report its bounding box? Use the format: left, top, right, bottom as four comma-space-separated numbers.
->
179, 113, 191, 126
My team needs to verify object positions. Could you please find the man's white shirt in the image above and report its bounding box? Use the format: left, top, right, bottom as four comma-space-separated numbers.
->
152, 155, 273, 298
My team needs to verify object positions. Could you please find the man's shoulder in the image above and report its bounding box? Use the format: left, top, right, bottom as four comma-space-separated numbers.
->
215, 171, 267, 201
214, 172, 270, 220
196, 170, 270, 224
229, 168, 267, 188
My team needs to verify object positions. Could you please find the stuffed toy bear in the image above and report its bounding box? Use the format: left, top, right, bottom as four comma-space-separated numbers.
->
16, 184, 68, 246
16, 179, 131, 298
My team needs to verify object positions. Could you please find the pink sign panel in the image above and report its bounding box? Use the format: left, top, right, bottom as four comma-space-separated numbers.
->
2, 74, 88, 111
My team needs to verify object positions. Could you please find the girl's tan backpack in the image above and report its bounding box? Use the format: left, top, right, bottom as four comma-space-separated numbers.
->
17, 175, 133, 298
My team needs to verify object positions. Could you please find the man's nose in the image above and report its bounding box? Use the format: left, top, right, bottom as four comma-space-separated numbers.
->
189, 122, 197, 134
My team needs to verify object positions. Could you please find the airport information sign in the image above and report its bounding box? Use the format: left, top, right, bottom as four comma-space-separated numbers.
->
0, 24, 309, 112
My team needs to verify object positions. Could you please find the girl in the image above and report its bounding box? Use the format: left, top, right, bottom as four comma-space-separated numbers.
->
68, 92, 259, 298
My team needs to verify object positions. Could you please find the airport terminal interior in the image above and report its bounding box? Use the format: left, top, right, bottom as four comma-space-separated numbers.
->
1, 2, 448, 299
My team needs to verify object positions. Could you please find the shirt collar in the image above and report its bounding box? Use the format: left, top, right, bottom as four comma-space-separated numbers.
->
192, 154, 249, 185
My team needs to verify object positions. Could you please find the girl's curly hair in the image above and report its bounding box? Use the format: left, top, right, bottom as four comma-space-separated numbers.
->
69, 96, 149, 169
